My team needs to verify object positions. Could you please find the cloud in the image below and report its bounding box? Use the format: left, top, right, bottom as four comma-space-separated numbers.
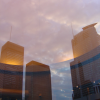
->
0, 0, 100, 64
50, 60, 73, 100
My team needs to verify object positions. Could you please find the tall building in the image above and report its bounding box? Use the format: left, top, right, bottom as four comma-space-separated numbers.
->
72, 23, 100, 58
0, 41, 24, 65
0, 41, 25, 100
70, 23, 100, 100
25, 60, 52, 100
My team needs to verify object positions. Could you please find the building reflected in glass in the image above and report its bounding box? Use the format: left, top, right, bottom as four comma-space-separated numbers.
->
0, 41, 52, 100
0, 41, 24, 100
25, 61, 52, 100
70, 23, 100, 100
0, 41, 24, 65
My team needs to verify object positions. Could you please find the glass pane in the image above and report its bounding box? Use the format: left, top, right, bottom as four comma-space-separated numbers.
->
0, 0, 100, 100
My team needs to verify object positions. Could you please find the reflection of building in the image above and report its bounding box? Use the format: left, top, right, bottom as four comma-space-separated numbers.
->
70, 23, 100, 100
0, 63, 27, 100
0, 41, 24, 65
25, 61, 52, 100
72, 23, 100, 58
0, 41, 25, 100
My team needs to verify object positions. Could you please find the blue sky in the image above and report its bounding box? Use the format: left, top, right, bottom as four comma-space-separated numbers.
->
50, 59, 73, 100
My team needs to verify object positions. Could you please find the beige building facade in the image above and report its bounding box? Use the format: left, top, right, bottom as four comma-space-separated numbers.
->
0, 41, 24, 65
70, 23, 100, 100
72, 23, 100, 58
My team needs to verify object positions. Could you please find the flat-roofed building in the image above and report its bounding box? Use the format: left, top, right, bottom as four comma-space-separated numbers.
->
25, 60, 52, 100
0, 41, 26, 100
0, 41, 24, 65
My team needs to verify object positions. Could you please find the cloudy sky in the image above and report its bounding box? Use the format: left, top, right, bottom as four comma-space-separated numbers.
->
49, 59, 73, 100
0, 0, 100, 64
0, 0, 100, 99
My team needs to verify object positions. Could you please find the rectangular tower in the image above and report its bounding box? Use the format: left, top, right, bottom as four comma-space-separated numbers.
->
25, 60, 52, 100
0, 41, 25, 100
0, 41, 24, 65
72, 23, 100, 58
70, 23, 100, 100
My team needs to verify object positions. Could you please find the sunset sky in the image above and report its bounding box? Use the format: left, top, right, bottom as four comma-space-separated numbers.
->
0, 0, 100, 99
0, 0, 100, 65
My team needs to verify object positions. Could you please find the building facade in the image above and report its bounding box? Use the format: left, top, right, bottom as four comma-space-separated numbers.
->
25, 61, 52, 100
0, 41, 52, 100
70, 23, 100, 100
72, 23, 100, 58
0, 41, 25, 100
0, 41, 24, 65
0, 63, 26, 100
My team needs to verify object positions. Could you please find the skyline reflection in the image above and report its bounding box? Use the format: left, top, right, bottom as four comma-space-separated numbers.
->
0, 0, 100, 100
1, 23, 100, 100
